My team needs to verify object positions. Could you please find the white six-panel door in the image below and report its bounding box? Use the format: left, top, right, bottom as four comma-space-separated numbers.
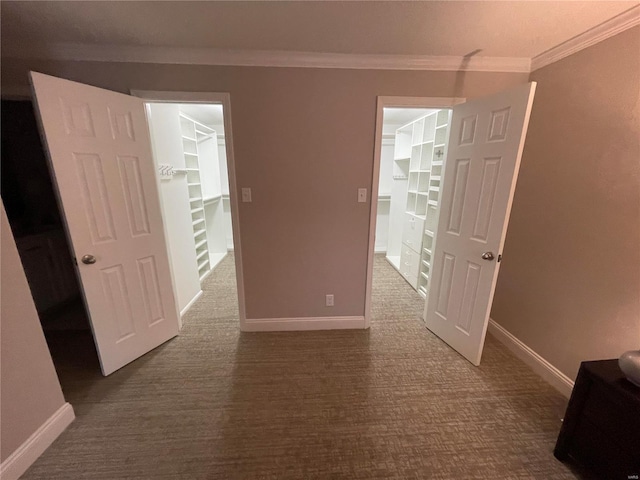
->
30, 72, 179, 375
424, 82, 536, 365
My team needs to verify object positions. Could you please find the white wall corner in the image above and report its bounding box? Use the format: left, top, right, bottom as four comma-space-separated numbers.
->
531, 5, 640, 71
0, 403, 75, 480
242, 316, 366, 332
487, 319, 574, 399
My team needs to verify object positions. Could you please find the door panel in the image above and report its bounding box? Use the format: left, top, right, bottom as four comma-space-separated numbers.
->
30, 72, 179, 375
424, 82, 536, 365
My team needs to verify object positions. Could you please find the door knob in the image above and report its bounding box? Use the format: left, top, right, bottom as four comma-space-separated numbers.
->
481, 252, 495, 261
81, 254, 97, 265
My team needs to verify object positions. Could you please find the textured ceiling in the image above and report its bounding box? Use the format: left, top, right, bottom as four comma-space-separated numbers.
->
1, 1, 637, 58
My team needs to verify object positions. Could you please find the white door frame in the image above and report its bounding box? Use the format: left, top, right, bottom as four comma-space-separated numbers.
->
130, 90, 247, 329
364, 96, 465, 328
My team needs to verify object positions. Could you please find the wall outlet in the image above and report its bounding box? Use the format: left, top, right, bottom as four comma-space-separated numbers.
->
241, 187, 252, 202
358, 188, 367, 203
325, 294, 334, 307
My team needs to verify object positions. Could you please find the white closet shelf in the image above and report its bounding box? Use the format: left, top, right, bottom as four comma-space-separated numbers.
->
194, 228, 207, 237
427, 200, 438, 207
378, 193, 391, 201
429, 187, 440, 192
184, 152, 198, 157
423, 247, 432, 255
195, 238, 208, 249
418, 286, 427, 298
420, 272, 429, 280
203, 194, 222, 205
434, 143, 446, 148
180, 112, 215, 132
192, 218, 205, 227
187, 182, 201, 187
430, 175, 441, 181
191, 207, 204, 214
196, 250, 208, 261
190, 197, 202, 203
198, 258, 210, 270
394, 156, 410, 161
393, 175, 408, 180
422, 260, 430, 268
186, 168, 199, 172
424, 229, 435, 237
182, 135, 197, 142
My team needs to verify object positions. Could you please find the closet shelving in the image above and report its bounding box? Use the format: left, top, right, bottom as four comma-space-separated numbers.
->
387, 109, 451, 297
180, 113, 216, 281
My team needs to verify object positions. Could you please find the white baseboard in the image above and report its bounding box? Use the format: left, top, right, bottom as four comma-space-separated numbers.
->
488, 319, 574, 398
374, 246, 387, 253
0, 402, 75, 480
180, 290, 203, 317
243, 316, 366, 332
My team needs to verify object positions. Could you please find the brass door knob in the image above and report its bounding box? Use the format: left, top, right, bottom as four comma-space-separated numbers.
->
81, 254, 97, 265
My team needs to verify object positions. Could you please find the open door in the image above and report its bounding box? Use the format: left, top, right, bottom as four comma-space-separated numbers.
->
30, 72, 179, 375
424, 82, 536, 366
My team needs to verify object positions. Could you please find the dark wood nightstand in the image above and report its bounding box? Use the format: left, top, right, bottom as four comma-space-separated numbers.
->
555, 359, 640, 480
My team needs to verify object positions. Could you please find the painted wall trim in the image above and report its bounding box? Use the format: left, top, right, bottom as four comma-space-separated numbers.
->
243, 316, 366, 332
0, 403, 75, 480
180, 290, 203, 318
487, 319, 574, 399
531, 5, 640, 71
4, 43, 531, 73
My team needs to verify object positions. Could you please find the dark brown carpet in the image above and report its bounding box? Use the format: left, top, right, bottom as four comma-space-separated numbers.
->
25, 254, 584, 479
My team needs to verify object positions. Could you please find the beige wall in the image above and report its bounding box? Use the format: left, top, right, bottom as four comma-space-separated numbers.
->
1, 59, 527, 319
0, 203, 67, 461
492, 27, 640, 380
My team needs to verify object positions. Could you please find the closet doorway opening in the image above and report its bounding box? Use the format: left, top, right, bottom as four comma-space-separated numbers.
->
374, 106, 452, 299
366, 86, 536, 366
142, 97, 243, 328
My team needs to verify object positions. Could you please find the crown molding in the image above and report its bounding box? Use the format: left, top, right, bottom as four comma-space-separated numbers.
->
531, 5, 640, 72
4, 6, 637, 75
2, 42, 531, 73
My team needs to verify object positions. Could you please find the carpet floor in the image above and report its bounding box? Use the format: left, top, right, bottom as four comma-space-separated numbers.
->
26, 254, 586, 479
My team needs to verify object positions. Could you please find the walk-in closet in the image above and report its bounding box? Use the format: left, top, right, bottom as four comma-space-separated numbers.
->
146, 103, 234, 316
376, 108, 451, 299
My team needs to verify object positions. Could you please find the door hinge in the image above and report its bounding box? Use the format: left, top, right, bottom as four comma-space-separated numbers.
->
73, 257, 78, 266
497, 254, 502, 263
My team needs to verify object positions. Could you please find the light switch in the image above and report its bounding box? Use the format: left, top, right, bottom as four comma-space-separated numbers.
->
358, 188, 367, 203
242, 187, 252, 203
